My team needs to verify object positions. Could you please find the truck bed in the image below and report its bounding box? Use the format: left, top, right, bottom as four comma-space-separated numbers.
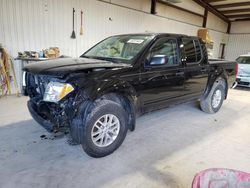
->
209, 59, 236, 87
209, 59, 236, 66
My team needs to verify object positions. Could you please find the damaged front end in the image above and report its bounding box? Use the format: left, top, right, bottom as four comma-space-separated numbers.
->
24, 72, 79, 133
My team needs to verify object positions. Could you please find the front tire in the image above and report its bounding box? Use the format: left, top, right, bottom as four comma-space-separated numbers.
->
200, 79, 226, 114
82, 99, 128, 158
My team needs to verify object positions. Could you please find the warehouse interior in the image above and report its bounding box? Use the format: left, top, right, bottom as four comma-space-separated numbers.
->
0, 0, 250, 188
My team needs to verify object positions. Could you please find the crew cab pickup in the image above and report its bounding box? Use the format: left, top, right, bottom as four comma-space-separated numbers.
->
23, 33, 236, 157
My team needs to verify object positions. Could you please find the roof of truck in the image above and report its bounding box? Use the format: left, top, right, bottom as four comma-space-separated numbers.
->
112, 33, 192, 38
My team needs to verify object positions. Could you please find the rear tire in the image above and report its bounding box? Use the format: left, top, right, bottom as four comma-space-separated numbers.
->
200, 79, 226, 114
81, 99, 128, 158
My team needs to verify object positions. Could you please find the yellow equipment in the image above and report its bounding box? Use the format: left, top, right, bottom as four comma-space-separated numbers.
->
0, 47, 20, 97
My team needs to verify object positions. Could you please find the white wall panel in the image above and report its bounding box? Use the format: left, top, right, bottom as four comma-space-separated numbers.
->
0, 0, 228, 91
174, 0, 204, 15
225, 22, 250, 60
209, 30, 229, 58
75, 0, 205, 57
206, 12, 228, 33
156, 3, 203, 26
225, 34, 250, 60
0, 0, 78, 57
0, 0, 228, 57
231, 21, 250, 34
106, 0, 151, 12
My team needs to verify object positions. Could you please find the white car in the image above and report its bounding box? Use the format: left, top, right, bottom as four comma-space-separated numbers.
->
236, 52, 250, 87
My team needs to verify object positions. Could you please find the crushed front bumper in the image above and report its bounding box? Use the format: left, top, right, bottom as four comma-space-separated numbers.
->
27, 100, 54, 132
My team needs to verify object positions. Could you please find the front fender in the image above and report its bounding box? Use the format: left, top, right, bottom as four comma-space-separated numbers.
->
82, 79, 138, 104
70, 80, 138, 139
86, 79, 139, 131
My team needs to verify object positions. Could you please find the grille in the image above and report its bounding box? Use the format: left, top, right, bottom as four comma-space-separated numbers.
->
26, 73, 50, 99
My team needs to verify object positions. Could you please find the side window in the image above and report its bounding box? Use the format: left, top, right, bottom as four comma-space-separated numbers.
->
183, 38, 196, 63
183, 38, 202, 63
146, 38, 178, 67
194, 40, 202, 62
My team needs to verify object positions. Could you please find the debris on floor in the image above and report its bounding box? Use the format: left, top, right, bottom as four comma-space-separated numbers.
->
40, 130, 70, 141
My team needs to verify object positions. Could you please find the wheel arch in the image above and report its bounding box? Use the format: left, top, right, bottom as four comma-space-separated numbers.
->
96, 91, 137, 132
202, 71, 228, 100
77, 80, 138, 131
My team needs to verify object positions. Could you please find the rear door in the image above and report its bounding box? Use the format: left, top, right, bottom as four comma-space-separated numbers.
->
139, 37, 186, 109
181, 38, 209, 97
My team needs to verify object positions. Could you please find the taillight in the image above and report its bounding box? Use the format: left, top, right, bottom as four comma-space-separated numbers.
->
236, 63, 238, 76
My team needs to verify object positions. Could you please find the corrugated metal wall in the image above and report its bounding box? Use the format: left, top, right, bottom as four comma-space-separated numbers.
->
225, 34, 250, 60
0, 0, 228, 90
0, 0, 229, 57
0, 0, 78, 57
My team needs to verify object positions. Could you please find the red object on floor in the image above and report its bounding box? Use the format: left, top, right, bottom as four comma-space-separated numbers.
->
192, 168, 250, 188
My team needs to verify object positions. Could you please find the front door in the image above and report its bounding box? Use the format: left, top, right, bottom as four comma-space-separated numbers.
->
139, 37, 186, 111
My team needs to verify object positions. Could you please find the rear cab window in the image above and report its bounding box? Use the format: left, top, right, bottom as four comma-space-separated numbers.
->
182, 38, 202, 64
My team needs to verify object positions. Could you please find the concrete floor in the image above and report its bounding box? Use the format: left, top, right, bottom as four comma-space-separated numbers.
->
0, 88, 250, 188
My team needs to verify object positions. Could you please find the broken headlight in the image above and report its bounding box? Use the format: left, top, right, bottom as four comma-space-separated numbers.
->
22, 71, 26, 86
43, 82, 74, 103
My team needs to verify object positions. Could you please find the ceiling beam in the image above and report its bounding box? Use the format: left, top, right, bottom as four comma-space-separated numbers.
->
203, 8, 208, 27
192, 0, 229, 22
221, 8, 250, 14
151, 0, 157, 14
157, 0, 204, 17
227, 21, 231, 34
214, 2, 250, 9
205, 0, 227, 3
233, 18, 250, 22
227, 14, 250, 18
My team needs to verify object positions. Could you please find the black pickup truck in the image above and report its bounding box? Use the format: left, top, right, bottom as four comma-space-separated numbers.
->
23, 33, 236, 157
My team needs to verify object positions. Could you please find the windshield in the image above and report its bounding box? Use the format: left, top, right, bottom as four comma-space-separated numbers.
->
82, 35, 154, 63
236, 56, 250, 64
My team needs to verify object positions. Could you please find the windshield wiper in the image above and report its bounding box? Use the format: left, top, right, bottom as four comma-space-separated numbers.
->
92, 56, 112, 61
80, 55, 90, 58
81, 55, 126, 64
89, 56, 123, 63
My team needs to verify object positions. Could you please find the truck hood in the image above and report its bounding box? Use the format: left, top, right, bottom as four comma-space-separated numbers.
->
23, 58, 130, 75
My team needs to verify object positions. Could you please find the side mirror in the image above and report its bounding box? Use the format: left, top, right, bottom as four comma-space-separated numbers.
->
149, 55, 168, 66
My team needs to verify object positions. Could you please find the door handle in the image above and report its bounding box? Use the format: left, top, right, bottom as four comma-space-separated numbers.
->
176, 72, 184, 76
